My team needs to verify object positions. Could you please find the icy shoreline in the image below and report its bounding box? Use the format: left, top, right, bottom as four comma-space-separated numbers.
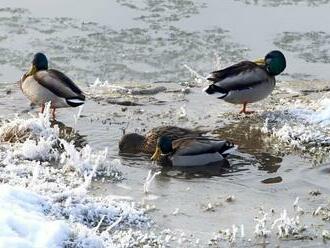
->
1, 84, 330, 247
0, 104, 164, 247
259, 96, 330, 163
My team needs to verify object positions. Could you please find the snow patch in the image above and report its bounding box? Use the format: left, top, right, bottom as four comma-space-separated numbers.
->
261, 98, 330, 153
0, 185, 70, 248
0, 104, 171, 247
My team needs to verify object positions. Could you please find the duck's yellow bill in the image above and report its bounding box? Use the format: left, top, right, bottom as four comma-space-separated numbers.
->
254, 58, 266, 66
151, 147, 161, 161
26, 65, 37, 76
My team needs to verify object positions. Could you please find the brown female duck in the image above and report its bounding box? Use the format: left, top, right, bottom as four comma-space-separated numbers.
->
119, 126, 205, 154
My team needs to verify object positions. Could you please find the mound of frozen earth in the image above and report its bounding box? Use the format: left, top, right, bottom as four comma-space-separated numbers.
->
0, 103, 168, 247
261, 98, 330, 151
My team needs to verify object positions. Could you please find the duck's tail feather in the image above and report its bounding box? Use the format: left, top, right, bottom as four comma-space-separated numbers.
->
222, 144, 237, 156
66, 96, 85, 107
203, 84, 228, 98
206, 72, 219, 82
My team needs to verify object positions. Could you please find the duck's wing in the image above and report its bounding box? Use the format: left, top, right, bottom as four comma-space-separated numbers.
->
34, 69, 85, 101
173, 137, 234, 156
147, 126, 205, 139
206, 61, 269, 93
144, 126, 205, 153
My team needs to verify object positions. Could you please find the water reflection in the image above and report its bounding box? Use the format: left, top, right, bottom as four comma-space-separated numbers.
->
161, 159, 250, 179
120, 150, 248, 178
159, 159, 235, 179
213, 119, 283, 173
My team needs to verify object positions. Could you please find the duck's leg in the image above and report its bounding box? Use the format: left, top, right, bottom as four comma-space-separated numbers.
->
51, 108, 56, 120
239, 102, 255, 114
40, 104, 45, 113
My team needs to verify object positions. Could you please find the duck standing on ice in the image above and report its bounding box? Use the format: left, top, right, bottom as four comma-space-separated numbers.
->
204, 50, 286, 114
20, 53, 85, 119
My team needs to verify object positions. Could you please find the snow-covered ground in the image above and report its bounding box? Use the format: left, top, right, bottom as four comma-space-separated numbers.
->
0, 103, 166, 247
0, 185, 70, 248
261, 97, 330, 154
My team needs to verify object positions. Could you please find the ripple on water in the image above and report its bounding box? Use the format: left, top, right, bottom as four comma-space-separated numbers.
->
0, 7, 246, 83
274, 31, 330, 64
116, 0, 207, 25
235, 0, 330, 7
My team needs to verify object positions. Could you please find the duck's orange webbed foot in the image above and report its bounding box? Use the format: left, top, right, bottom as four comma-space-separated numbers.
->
239, 102, 255, 115
40, 104, 45, 113
51, 108, 56, 120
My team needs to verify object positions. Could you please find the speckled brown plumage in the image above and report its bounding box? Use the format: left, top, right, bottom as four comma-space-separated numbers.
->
118, 126, 205, 154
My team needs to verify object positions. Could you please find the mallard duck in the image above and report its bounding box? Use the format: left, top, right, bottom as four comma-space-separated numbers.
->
204, 50, 286, 114
20, 53, 85, 119
151, 136, 235, 167
118, 126, 205, 154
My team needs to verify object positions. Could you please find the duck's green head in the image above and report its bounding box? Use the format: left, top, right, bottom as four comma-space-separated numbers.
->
151, 135, 173, 161
255, 50, 286, 76
27, 52, 48, 76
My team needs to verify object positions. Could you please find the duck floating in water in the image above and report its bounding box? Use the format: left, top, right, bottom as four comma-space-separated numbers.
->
119, 126, 205, 154
151, 135, 235, 167
204, 50, 286, 114
20, 53, 85, 119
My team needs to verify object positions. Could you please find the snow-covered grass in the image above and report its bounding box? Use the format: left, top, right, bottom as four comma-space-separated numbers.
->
0, 104, 170, 247
254, 210, 271, 238
0, 183, 157, 248
208, 197, 315, 247
0, 103, 56, 143
0, 103, 121, 178
260, 98, 330, 158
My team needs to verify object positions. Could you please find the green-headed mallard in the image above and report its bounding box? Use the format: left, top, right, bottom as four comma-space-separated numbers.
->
118, 126, 205, 154
204, 50, 286, 114
151, 135, 235, 167
20, 53, 85, 119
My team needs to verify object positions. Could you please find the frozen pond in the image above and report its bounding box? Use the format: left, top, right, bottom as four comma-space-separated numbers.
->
0, 0, 330, 247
